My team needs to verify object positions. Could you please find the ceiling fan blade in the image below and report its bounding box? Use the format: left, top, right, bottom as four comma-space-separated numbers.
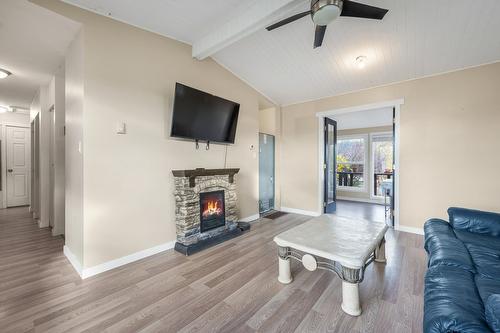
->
314, 25, 327, 48
340, 0, 388, 20
266, 10, 311, 31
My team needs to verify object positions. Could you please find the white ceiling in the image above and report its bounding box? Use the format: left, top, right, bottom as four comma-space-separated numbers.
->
64, 0, 500, 105
331, 107, 392, 130
0, 0, 81, 108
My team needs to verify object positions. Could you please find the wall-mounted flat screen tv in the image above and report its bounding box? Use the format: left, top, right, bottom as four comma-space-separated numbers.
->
170, 83, 240, 144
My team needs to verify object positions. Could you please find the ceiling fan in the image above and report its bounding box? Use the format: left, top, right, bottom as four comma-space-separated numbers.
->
266, 0, 389, 48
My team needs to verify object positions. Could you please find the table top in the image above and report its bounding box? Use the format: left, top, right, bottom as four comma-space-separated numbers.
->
274, 214, 388, 269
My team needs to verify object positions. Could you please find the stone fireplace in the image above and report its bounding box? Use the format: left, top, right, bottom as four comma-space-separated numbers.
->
172, 168, 249, 255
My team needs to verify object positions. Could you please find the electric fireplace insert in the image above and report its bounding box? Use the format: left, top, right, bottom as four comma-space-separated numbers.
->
199, 190, 225, 232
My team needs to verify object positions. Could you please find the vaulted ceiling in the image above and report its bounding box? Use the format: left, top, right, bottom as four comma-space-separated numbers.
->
63, 0, 500, 106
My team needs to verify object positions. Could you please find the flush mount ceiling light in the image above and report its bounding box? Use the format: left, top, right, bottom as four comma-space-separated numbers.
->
0, 68, 12, 79
355, 55, 368, 69
0, 106, 10, 113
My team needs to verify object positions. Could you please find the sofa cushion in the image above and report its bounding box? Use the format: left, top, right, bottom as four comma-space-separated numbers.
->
448, 207, 500, 237
424, 219, 475, 272
476, 275, 500, 310
454, 229, 500, 252
424, 265, 492, 333
466, 243, 500, 280
486, 295, 500, 333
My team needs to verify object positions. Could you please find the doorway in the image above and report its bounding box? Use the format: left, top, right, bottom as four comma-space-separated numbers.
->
317, 99, 403, 228
259, 133, 275, 214
6, 126, 31, 207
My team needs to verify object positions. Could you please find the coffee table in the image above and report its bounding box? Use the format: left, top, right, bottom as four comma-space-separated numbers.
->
273, 214, 388, 316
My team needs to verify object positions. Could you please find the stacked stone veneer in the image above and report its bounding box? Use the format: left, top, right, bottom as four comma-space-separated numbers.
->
173, 174, 238, 246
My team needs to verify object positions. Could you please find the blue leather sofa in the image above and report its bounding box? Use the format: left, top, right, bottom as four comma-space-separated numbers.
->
424, 207, 500, 333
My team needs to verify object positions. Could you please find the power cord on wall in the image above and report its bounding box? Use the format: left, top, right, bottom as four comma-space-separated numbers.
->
223, 145, 228, 169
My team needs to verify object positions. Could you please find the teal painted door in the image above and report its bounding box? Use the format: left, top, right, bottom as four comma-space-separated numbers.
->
259, 133, 275, 214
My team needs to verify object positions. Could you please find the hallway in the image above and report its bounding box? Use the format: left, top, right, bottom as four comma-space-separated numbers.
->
0, 208, 78, 325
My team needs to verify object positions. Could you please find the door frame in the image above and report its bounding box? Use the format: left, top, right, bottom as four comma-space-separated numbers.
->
323, 118, 337, 213
315, 99, 404, 229
1, 122, 31, 209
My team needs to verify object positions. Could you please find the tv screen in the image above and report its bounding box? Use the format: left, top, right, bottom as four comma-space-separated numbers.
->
170, 83, 240, 144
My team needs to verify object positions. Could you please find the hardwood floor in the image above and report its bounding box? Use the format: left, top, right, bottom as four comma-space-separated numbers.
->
0, 207, 426, 333
336, 200, 386, 223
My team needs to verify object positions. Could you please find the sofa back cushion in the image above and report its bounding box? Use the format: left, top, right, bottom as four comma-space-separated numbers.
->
486, 294, 500, 333
448, 207, 500, 237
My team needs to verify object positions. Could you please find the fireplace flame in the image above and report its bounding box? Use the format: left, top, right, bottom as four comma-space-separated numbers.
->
202, 200, 222, 218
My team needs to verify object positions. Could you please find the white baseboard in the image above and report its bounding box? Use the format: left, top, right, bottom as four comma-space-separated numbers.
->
337, 197, 385, 205
240, 214, 260, 223
395, 225, 424, 235
64, 241, 176, 279
63, 245, 83, 277
81, 240, 176, 279
281, 207, 321, 217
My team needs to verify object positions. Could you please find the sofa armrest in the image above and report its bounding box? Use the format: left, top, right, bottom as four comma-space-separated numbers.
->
424, 218, 475, 272
448, 207, 500, 237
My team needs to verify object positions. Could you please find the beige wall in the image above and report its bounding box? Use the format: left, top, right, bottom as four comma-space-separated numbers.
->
29, 77, 52, 228
53, 72, 66, 236
281, 62, 500, 229
64, 29, 84, 266
337, 126, 392, 202
35, 0, 274, 268
259, 107, 278, 136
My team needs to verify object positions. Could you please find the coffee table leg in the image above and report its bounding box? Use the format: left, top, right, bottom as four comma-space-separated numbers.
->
277, 246, 292, 284
341, 281, 361, 316
375, 237, 386, 263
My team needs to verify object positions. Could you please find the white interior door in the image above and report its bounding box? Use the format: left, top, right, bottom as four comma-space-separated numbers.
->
6, 126, 30, 207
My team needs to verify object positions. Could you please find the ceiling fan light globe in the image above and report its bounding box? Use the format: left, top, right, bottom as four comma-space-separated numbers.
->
0, 69, 12, 79
312, 5, 341, 26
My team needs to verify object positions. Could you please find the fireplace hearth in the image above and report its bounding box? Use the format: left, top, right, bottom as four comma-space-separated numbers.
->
172, 168, 250, 255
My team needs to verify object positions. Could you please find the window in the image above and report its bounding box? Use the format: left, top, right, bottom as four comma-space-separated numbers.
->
371, 134, 393, 197
337, 136, 366, 190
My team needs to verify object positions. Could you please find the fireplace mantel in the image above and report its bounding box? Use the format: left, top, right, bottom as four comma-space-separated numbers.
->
172, 168, 240, 187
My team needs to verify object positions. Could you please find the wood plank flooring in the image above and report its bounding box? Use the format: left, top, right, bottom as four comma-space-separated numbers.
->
0, 207, 426, 332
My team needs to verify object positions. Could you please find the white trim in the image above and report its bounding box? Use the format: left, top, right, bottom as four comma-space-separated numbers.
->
81, 240, 176, 279
337, 197, 384, 205
316, 99, 403, 229
240, 213, 260, 222
369, 132, 393, 200
63, 245, 83, 277
395, 225, 424, 236
281, 206, 321, 217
